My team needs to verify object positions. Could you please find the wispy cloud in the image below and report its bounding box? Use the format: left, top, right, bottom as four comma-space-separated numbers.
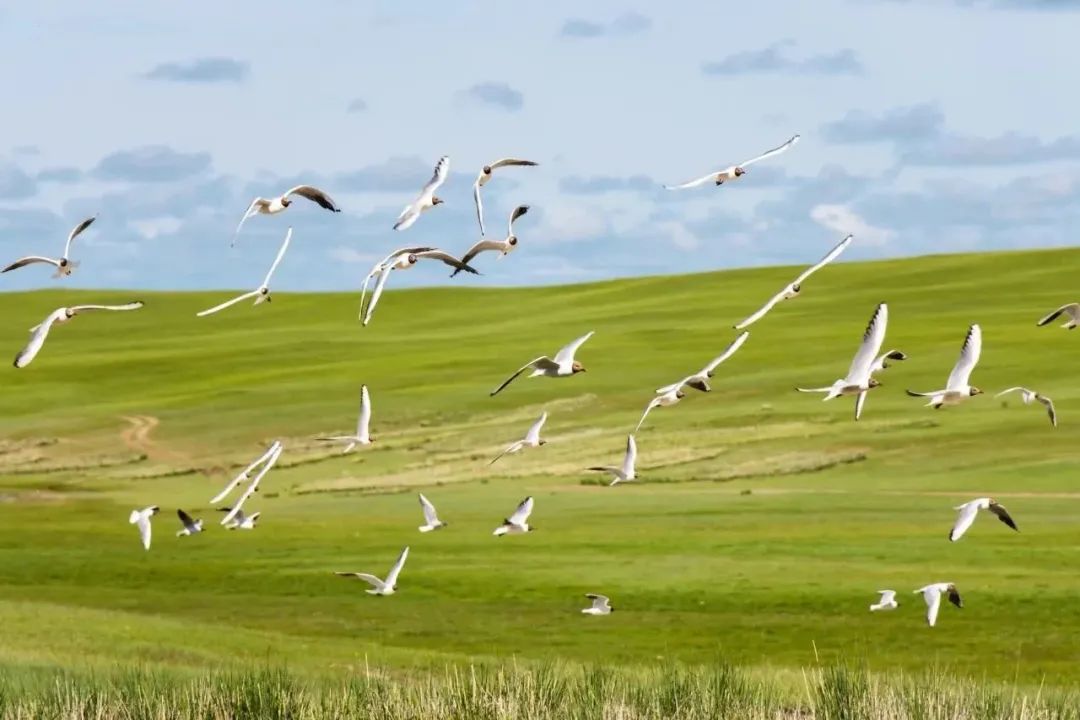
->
346, 98, 368, 114
143, 57, 250, 84
821, 103, 944, 144
702, 42, 862, 76
0, 164, 37, 200
903, 132, 1080, 166
560, 12, 651, 38
335, 156, 444, 193
460, 82, 524, 112
93, 145, 212, 183
810, 203, 894, 245
36, 166, 83, 183
559, 175, 655, 194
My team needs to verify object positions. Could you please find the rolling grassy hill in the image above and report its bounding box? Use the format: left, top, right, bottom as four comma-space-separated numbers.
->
0, 246, 1079, 691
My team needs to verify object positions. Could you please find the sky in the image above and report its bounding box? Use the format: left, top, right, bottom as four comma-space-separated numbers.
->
2, 0, 1080, 293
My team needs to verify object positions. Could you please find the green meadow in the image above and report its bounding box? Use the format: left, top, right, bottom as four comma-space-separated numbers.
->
0, 247, 1079, 715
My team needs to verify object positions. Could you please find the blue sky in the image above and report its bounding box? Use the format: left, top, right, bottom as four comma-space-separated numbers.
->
2, 0, 1079, 292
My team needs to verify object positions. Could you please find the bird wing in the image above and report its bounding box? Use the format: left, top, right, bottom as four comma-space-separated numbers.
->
197, 290, 261, 317
1036, 304, 1079, 326
362, 268, 393, 326
738, 134, 801, 168
384, 546, 410, 586
734, 289, 788, 330
924, 588, 942, 627
393, 202, 421, 231
507, 205, 530, 235
663, 171, 717, 191
878, 590, 896, 603
489, 441, 524, 465
791, 234, 853, 286
262, 228, 292, 287
701, 331, 750, 375
418, 494, 439, 525
136, 515, 153, 550
553, 331, 595, 366
69, 301, 145, 315
994, 387, 1026, 398
622, 434, 637, 477
1037, 394, 1058, 427
587, 594, 609, 609
489, 158, 539, 171
286, 185, 340, 211
946, 324, 981, 390
635, 398, 661, 433
472, 178, 486, 236
989, 503, 1018, 531
2, 256, 61, 273
356, 385, 372, 441
336, 572, 383, 588
211, 442, 281, 503
177, 508, 196, 527
233, 198, 262, 240
490, 357, 547, 396
14, 309, 65, 368
64, 216, 97, 258
854, 391, 868, 421
947, 587, 963, 609
949, 502, 980, 541
507, 496, 534, 525
845, 303, 888, 386
420, 156, 450, 198
524, 411, 548, 444
414, 249, 479, 274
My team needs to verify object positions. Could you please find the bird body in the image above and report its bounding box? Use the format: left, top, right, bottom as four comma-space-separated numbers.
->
175, 509, 203, 537
490, 332, 593, 396
490, 411, 548, 464
473, 158, 538, 236
796, 303, 887, 409
493, 496, 535, 536
454, 205, 530, 276
635, 389, 685, 433
914, 583, 962, 627
219, 442, 282, 527
665, 135, 799, 190
996, 387, 1057, 427
869, 590, 898, 612
418, 493, 447, 532
2, 216, 95, 278
1037, 303, 1080, 330
582, 593, 614, 615
129, 506, 160, 550
359, 247, 478, 325
589, 434, 637, 486
210, 441, 282, 504
336, 546, 410, 595
907, 324, 983, 408
15, 301, 144, 368
395, 156, 449, 231
320, 385, 374, 452
655, 331, 749, 395
199, 228, 291, 316
949, 497, 1018, 541
233, 186, 339, 242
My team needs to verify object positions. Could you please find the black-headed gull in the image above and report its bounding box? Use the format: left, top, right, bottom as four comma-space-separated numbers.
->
129, 506, 159, 550
914, 583, 962, 627
320, 385, 373, 452
854, 349, 908, 421
656, 332, 749, 395
589, 434, 637, 486
2, 216, 96, 278
359, 247, 479, 326
869, 590, 897, 612
15, 301, 145, 369
454, 205, 530, 278
418, 493, 447, 533
734, 235, 852, 330
336, 546, 409, 595
199, 228, 291, 317
394, 156, 448, 231
1036, 303, 1080, 330
219, 508, 260, 530
209, 441, 282, 504
493, 496, 535, 536
233, 186, 339, 243
490, 411, 548, 464
473, 158, 538, 236
907, 325, 983, 408
635, 388, 685, 433
665, 134, 800, 190
219, 443, 282, 526
996, 387, 1056, 427
949, 497, 1018, 541
175, 509, 203, 537
581, 594, 614, 615
490, 331, 594, 396
796, 303, 887, 411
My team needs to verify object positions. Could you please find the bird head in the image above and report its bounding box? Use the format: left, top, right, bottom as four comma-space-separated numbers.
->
571, 361, 586, 374
734, 167, 746, 177
508, 236, 518, 246
432, 197, 445, 206
539, 439, 548, 446
59, 259, 69, 268
281, 197, 292, 208
969, 386, 984, 396
676, 390, 686, 399
482, 166, 492, 175
407, 255, 418, 265
868, 378, 882, 389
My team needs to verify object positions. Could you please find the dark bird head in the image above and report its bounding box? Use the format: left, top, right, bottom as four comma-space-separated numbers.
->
868, 378, 882, 389
539, 439, 548, 446
734, 167, 746, 177
572, 361, 586, 374
281, 197, 292, 208
508, 236, 518, 246
59, 259, 69, 268
791, 283, 801, 293
969, 386, 983, 396
483, 166, 492, 174
407, 254, 418, 265
676, 390, 686, 399
432, 197, 445, 206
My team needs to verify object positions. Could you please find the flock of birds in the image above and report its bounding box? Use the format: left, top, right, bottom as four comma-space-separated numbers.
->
3, 133, 1068, 624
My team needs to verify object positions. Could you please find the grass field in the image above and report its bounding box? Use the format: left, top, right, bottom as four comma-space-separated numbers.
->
1, 247, 1079, 713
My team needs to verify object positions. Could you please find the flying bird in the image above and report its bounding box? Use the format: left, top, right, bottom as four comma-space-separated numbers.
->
490, 411, 548, 464
2, 215, 96, 278
453, 205, 530, 277
198, 228, 291, 317
664, 134, 800, 190
219, 443, 282, 527
490, 331, 594, 396
175, 509, 203, 537
914, 583, 962, 628
589, 434, 638, 486
795, 303, 888, 413
394, 156, 449, 231
733, 235, 853, 330
15, 301, 145, 369
234, 186, 339, 241
209, 441, 282, 504
336, 546, 410, 595
996, 387, 1057, 427
635, 387, 685, 433
656, 331, 749, 395
869, 590, 898, 612
854, 349, 908, 421
1036, 303, 1080, 330
581, 594, 615, 616
319, 385, 374, 452
493, 496, 535, 536
219, 508, 260, 530
473, 158, 538, 236
129, 506, 159, 550
418, 493, 447, 533
359, 247, 479, 326
949, 497, 1019, 542
906, 324, 983, 408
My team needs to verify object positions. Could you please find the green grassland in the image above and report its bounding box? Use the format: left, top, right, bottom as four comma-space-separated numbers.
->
0, 247, 1079, 699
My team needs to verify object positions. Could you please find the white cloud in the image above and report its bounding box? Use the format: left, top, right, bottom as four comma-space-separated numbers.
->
536, 203, 609, 243
328, 246, 377, 265
126, 216, 182, 240
810, 204, 894, 246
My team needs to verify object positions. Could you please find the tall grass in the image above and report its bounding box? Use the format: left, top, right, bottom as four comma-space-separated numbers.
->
0, 662, 1075, 720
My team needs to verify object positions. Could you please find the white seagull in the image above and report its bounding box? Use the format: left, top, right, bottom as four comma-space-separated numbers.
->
359, 247, 479, 326
635, 387, 685, 433
869, 590, 898, 612
209, 441, 282, 504
219, 442, 282, 527
2, 216, 96, 278
418, 493, 447, 533
473, 158, 539, 236
219, 508, 260, 530
733, 234, 853, 330
796, 303, 888, 409
949, 497, 1019, 542
656, 331, 750, 395
854, 349, 909, 421
394, 156, 449, 231
907, 324, 983, 408
581, 594, 615, 615
129, 506, 159, 550
336, 546, 410, 595
198, 228, 291, 317
996, 387, 1057, 427
453, 205, 530, 277
493, 496, 535, 536
15, 301, 145, 369
319, 385, 373, 452
1036, 303, 1080, 330
665, 134, 800, 190
233, 185, 339, 242
589, 434, 638, 486
175, 509, 203, 537
914, 583, 962, 627
490, 331, 594, 396
490, 411, 548, 465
